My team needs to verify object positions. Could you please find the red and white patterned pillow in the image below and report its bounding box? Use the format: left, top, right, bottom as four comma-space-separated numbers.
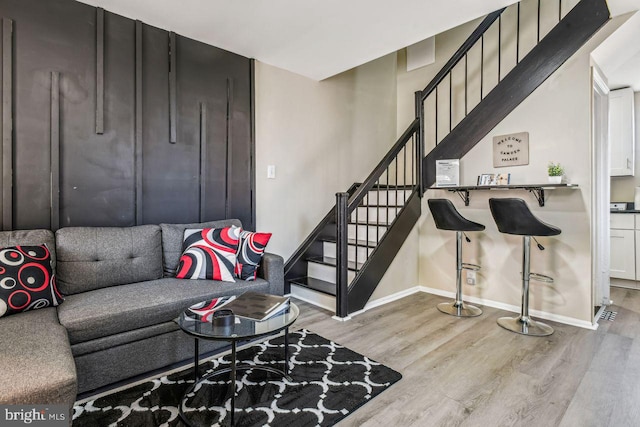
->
235, 230, 272, 281
0, 244, 63, 318
175, 226, 241, 282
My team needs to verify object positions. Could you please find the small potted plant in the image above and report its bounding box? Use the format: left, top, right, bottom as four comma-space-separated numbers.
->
548, 162, 564, 184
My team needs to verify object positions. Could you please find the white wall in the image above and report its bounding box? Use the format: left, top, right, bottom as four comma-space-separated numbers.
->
255, 53, 424, 302
254, 2, 625, 322
412, 17, 626, 324
397, 19, 481, 137
610, 92, 640, 201
254, 54, 397, 259
368, 225, 420, 301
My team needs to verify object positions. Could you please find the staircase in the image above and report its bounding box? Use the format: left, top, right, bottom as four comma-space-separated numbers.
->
285, 121, 422, 316
284, 0, 609, 318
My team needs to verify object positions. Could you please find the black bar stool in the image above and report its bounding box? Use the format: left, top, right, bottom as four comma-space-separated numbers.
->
428, 199, 484, 317
489, 198, 561, 336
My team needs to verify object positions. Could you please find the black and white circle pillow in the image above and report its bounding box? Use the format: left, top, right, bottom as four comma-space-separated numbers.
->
0, 244, 63, 318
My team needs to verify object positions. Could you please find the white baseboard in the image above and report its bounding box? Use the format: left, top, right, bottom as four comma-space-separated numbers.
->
349, 286, 423, 318
419, 286, 598, 330
290, 284, 423, 321
289, 283, 597, 330
417, 287, 451, 299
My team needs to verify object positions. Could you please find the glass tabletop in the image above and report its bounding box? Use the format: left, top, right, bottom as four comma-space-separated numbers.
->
175, 297, 299, 341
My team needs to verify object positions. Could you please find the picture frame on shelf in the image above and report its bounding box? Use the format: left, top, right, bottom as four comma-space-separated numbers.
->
478, 174, 494, 186
477, 173, 510, 186
496, 173, 510, 185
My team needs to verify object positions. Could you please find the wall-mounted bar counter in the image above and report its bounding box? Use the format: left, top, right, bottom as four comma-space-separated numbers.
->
429, 183, 579, 207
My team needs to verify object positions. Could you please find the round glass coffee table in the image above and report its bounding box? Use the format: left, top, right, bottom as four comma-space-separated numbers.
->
175, 298, 299, 426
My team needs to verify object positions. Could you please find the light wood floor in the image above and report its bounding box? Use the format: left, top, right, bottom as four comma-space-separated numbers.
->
292, 287, 640, 427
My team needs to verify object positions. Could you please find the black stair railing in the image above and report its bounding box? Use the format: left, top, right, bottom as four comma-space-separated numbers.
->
335, 118, 420, 317
422, 0, 608, 185
286, 0, 608, 319
336, 0, 605, 317
417, 0, 583, 152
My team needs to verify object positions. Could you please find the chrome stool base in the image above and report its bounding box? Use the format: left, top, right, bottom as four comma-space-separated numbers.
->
437, 301, 482, 317
497, 315, 554, 336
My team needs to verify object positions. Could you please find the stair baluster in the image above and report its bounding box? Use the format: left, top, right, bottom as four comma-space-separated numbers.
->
284, 0, 609, 319
336, 192, 349, 318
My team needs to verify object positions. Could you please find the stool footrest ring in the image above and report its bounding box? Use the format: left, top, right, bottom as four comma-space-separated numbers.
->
529, 272, 554, 283
462, 263, 481, 271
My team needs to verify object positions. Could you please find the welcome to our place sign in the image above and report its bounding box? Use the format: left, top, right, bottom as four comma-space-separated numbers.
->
493, 132, 529, 167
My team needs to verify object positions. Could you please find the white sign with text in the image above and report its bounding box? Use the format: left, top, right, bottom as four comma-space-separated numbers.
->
493, 132, 529, 167
435, 159, 460, 187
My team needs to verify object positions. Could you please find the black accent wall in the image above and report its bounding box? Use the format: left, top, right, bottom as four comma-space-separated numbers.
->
0, 0, 255, 231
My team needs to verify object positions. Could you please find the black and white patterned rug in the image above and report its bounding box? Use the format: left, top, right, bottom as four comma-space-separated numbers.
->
72, 329, 402, 426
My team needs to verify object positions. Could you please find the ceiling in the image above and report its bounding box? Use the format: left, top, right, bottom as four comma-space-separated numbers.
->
593, 0, 640, 90
75, 0, 518, 81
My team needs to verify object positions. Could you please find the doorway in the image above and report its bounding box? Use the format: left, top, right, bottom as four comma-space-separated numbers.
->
591, 65, 610, 322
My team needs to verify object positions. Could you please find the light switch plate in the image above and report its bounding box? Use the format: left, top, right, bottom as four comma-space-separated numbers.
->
267, 165, 276, 179
466, 270, 476, 285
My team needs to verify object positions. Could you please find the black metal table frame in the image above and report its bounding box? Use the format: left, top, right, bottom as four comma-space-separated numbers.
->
178, 326, 292, 427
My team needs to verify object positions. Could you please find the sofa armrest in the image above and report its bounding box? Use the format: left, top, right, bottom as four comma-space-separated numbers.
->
257, 252, 285, 296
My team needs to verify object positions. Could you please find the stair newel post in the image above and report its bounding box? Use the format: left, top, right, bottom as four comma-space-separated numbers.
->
336, 192, 350, 318
415, 91, 425, 197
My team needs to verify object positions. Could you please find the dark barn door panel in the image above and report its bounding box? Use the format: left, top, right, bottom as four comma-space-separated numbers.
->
60, 9, 137, 228
175, 35, 254, 230
98, 11, 137, 225
1, 17, 13, 231
142, 30, 254, 228
0, 0, 255, 230
2, 0, 86, 229
2, 0, 136, 229
227, 58, 254, 231
140, 23, 186, 225
175, 35, 229, 225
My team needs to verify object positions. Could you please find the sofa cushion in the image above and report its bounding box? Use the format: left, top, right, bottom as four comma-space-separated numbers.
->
176, 227, 241, 282
0, 229, 56, 269
73, 327, 226, 394
0, 307, 77, 406
236, 230, 272, 280
55, 225, 163, 295
57, 277, 271, 344
160, 219, 242, 277
0, 245, 63, 318
70, 321, 179, 357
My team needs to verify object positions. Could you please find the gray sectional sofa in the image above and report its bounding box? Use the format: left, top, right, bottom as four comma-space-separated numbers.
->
0, 219, 284, 411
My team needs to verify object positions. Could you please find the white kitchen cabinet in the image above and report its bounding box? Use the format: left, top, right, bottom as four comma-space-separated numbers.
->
610, 213, 640, 284
609, 87, 635, 176
611, 212, 634, 229
635, 230, 640, 282
611, 228, 636, 280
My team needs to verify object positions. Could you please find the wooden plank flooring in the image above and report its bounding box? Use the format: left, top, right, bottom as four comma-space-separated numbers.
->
292, 287, 640, 427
